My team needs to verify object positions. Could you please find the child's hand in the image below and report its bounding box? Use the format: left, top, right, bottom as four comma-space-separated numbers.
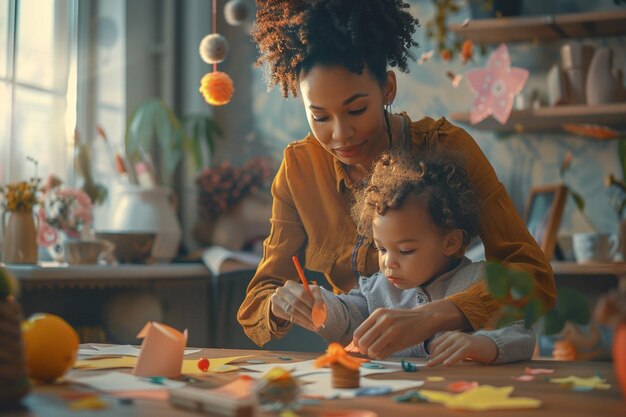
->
426, 332, 497, 366
353, 308, 434, 359
270, 280, 325, 332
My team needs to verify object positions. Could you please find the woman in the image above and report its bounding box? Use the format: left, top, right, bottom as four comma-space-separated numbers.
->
237, 0, 555, 358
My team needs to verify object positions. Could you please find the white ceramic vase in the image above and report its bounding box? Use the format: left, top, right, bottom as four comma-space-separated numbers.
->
106, 185, 182, 262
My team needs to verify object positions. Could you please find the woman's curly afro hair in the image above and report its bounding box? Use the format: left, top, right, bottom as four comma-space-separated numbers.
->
253, 0, 420, 98
351, 150, 480, 246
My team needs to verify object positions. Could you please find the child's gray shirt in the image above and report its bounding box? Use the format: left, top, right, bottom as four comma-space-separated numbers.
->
318, 257, 535, 364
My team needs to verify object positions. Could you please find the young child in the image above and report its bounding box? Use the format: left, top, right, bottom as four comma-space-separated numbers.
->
311, 151, 536, 365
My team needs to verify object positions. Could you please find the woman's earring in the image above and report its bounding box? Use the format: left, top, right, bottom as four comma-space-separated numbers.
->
384, 100, 393, 114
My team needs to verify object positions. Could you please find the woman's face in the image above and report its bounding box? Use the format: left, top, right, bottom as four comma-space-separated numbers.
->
299, 66, 394, 168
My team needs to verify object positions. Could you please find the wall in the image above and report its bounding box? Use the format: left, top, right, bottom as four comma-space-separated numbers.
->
217, 0, 626, 241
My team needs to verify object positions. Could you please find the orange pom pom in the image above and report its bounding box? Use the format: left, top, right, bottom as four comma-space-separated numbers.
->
199, 71, 234, 106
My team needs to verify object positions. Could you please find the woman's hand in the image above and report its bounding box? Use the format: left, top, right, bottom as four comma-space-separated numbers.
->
270, 280, 325, 332
352, 299, 470, 359
427, 332, 497, 366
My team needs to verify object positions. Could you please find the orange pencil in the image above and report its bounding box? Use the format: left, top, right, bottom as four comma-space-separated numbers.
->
292, 255, 327, 328
292, 256, 311, 294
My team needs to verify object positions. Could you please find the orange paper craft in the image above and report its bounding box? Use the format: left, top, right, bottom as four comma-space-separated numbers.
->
133, 322, 187, 378
314, 343, 366, 371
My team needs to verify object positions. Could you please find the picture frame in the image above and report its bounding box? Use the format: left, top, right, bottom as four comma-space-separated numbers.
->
524, 184, 568, 261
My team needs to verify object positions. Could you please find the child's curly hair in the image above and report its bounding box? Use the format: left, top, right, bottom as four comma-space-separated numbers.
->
253, 0, 420, 98
351, 151, 480, 245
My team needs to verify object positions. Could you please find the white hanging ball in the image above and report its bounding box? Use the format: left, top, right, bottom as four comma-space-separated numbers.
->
199, 33, 229, 64
224, 0, 250, 26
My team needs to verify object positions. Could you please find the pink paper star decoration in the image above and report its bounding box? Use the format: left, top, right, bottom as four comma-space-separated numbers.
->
466, 44, 529, 125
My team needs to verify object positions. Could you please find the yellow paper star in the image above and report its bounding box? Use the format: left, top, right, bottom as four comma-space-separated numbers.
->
418, 385, 542, 411
550, 376, 611, 390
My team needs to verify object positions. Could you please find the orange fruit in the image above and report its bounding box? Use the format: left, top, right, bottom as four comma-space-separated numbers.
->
21, 313, 79, 383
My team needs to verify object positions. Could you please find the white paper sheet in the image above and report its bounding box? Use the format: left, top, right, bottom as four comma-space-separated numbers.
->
78, 344, 201, 357
67, 371, 186, 392
299, 373, 425, 399
241, 358, 425, 378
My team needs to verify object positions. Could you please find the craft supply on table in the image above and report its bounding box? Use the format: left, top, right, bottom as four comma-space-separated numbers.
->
169, 376, 257, 417
254, 367, 300, 412
314, 343, 364, 389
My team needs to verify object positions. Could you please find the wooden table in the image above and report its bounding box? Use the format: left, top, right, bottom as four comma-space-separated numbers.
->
9, 347, 626, 417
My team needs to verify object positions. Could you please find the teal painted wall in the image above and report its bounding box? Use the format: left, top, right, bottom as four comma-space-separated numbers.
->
221, 0, 626, 238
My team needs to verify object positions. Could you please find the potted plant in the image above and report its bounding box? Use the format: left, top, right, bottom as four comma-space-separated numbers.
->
487, 261, 626, 399
125, 98, 222, 184
485, 262, 591, 335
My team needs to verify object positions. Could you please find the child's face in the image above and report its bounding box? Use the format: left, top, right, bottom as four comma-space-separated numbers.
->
372, 199, 458, 290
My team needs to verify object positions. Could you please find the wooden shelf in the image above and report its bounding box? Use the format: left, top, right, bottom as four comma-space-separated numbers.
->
552, 261, 626, 278
6, 262, 211, 287
449, 103, 626, 133
451, 10, 626, 43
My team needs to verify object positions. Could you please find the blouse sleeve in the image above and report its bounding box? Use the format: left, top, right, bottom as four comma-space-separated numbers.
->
236, 154, 304, 346
421, 120, 557, 330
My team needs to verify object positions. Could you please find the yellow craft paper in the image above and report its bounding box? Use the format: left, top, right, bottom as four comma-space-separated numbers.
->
426, 376, 445, 382
418, 385, 542, 411
550, 376, 611, 390
75, 357, 137, 369
75, 355, 251, 374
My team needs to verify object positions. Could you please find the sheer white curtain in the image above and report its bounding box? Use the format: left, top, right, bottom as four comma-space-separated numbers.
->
0, 0, 78, 184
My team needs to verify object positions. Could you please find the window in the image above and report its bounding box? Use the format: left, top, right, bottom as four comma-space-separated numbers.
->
0, 0, 79, 184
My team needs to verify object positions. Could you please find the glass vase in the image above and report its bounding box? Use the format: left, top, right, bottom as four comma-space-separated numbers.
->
2, 211, 37, 264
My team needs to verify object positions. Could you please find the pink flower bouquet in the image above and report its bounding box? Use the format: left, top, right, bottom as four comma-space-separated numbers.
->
37, 176, 94, 247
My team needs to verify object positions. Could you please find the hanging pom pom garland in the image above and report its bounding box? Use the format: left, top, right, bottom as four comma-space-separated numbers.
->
199, 33, 229, 64
199, 0, 234, 106
224, 0, 250, 26
199, 71, 234, 106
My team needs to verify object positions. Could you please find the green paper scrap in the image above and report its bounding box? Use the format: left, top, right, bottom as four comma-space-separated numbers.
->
550, 376, 611, 390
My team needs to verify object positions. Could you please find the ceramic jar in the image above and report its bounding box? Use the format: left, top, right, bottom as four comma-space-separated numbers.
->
106, 185, 181, 262
586, 47, 626, 105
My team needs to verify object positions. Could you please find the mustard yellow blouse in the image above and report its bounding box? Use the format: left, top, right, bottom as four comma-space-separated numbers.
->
237, 115, 556, 347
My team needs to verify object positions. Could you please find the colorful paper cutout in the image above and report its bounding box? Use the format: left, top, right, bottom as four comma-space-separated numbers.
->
550, 375, 611, 390
418, 50, 434, 65
133, 322, 188, 378
426, 376, 445, 382
419, 385, 542, 411
524, 367, 554, 375
511, 375, 535, 382
446, 380, 479, 393
466, 44, 529, 125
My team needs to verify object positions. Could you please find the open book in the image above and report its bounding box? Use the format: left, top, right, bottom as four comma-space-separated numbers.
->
201, 246, 261, 276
